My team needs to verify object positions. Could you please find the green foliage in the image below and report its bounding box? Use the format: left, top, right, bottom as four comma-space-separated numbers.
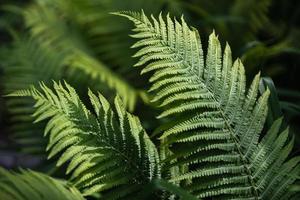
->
1, 36, 64, 154
9, 81, 160, 198
114, 11, 300, 199
0, 0, 300, 199
0, 167, 84, 200
1, 0, 165, 155
23, 0, 142, 111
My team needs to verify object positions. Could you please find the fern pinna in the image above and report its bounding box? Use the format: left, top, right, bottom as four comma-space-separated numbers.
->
113, 11, 300, 199
8, 81, 160, 199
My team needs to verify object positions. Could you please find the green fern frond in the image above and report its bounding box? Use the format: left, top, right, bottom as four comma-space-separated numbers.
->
9, 81, 160, 198
1, 36, 64, 154
0, 167, 84, 200
1, 0, 150, 155
114, 11, 300, 199
23, 1, 142, 111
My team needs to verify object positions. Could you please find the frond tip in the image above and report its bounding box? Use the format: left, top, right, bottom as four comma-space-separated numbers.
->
10, 81, 160, 198
116, 10, 300, 199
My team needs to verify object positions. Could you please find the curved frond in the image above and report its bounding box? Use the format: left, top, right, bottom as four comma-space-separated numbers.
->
114, 11, 300, 199
9, 81, 160, 198
0, 167, 84, 200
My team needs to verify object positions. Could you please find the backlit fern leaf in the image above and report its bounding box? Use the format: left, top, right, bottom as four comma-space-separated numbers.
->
0, 167, 84, 200
114, 11, 300, 199
8, 81, 160, 198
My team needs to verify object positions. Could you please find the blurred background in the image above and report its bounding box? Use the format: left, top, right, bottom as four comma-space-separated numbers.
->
0, 0, 299, 179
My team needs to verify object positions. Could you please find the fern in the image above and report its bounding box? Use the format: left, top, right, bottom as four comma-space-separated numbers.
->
64, 0, 167, 68
0, 167, 84, 200
23, 0, 143, 111
113, 11, 300, 199
22, 0, 184, 110
0, 167, 198, 200
3, 7, 299, 200
1, 0, 151, 154
1, 36, 64, 154
9, 81, 160, 198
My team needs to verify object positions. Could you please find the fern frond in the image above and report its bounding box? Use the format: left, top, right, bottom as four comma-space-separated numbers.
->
23, 1, 142, 111
1, 36, 64, 154
114, 11, 300, 199
9, 81, 160, 198
0, 167, 84, 200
